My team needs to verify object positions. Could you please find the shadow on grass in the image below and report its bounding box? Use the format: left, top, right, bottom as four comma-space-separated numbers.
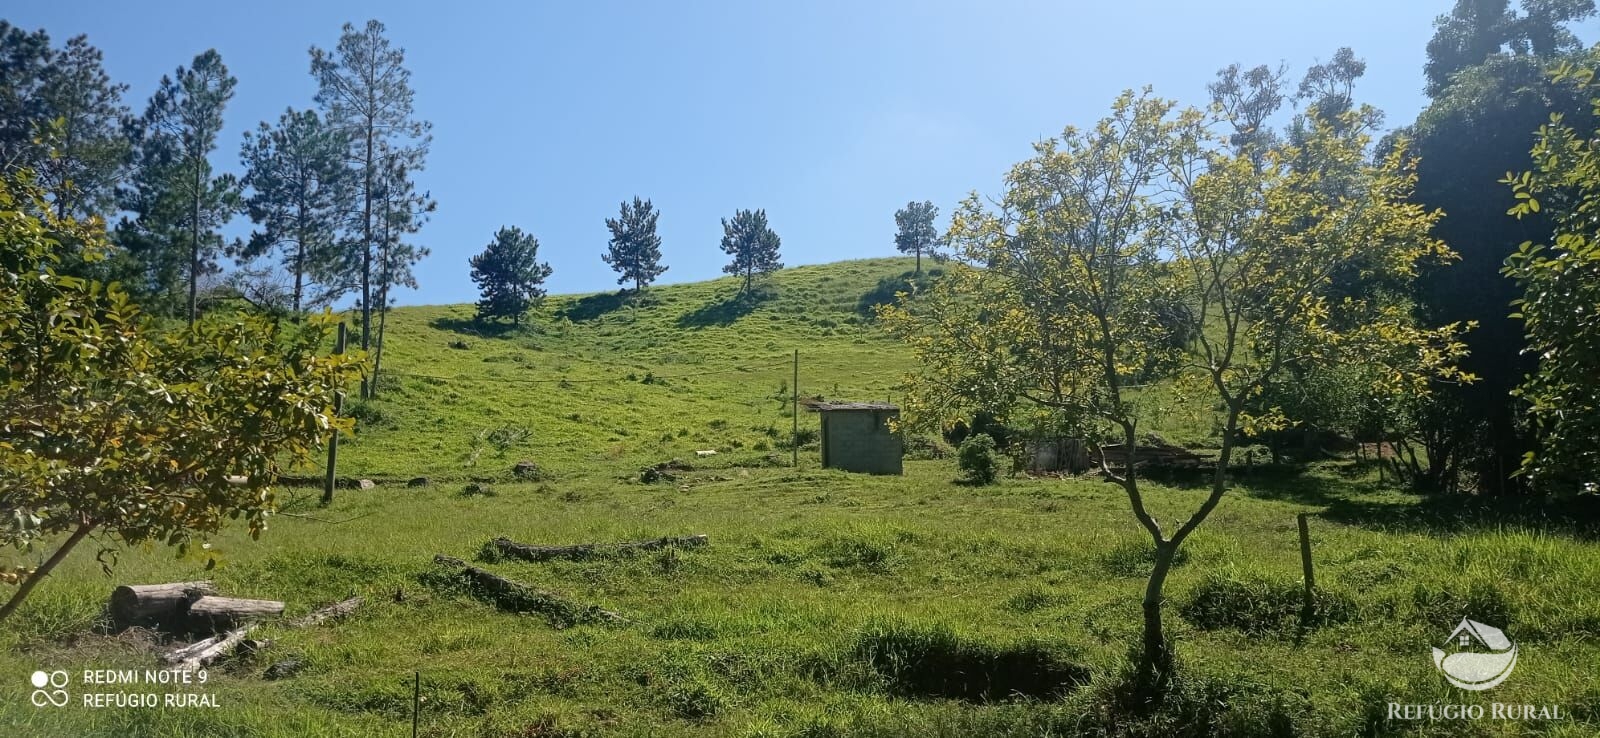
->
1230, 465, 1600, 540
856, 268, 942, 319
558, 290, 640, 323
1316, 493, 1600, 541
676, 290, 771, 329
427, 315, 523, 338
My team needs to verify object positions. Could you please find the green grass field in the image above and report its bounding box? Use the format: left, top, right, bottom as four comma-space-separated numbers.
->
3, 258, 1598, 737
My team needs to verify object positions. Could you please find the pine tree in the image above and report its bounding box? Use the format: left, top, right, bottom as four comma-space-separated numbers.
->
719, 208, 782, 298
893, 200, 939, 273
0, 22, 53, 170
117, 49, 239, 324
238, 108, 349, 315
0, 25, 131, 279
33, 34, 130, 223
368, 147, 433, 396
469, 226, 551, 326
312, 20, 432, 396
602, 196, 667, 292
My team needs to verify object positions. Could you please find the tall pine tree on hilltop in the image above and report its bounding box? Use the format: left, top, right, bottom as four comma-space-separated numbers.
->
603, 196, 667, 293
719, 208, 782, 298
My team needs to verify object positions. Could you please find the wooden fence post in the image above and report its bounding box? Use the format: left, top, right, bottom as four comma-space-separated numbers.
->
792, 350, 799, 468
323, 322, 347, 506
1297, 512, 1316, 619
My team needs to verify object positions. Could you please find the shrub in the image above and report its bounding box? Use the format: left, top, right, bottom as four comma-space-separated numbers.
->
851, 619, 1088, 701
1180, 571, 1355, 634
1088, 655, 1309, 737
777, 427, 820, 450
1409, 579, 1516, 631
1003, 585, 1068, 614
345, 401, 393, 430
662, 679, 725, 720
818, 533, 896, 571
958, 433, 1002, 485
485, 425, 532, 455
904, 435, 953, 460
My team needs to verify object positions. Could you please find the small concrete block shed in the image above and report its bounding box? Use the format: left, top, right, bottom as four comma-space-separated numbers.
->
806, 401, 903, 475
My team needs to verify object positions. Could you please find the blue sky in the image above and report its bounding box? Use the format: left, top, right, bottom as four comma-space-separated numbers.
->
10, 1, 1593, 306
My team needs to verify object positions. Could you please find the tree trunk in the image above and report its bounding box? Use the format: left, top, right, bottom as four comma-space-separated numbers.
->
915, 248, 921, 274
110, 581, 217, 628
192, 180, 204, 326
359, 126, 373, 398
293, 202, 306, 315
186, 596, 285, 634
1138, 541, 1178, 685
372, 286, 388, 397
0, 523, 94, 624
189, 161, 202, 327
370, 184, 394, 397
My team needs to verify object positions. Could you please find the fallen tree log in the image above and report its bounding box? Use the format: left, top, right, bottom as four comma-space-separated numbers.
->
110, 581, 217, 629
483, 534, 708, 563
428, 555, 625, 627
288, 595, 363, 628
162, 627, 256, 671
186, 596, 285, 634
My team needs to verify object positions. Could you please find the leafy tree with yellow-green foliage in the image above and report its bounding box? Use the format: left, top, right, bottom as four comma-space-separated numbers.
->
1502, 59, 1600, 493
0, 171, 364, 623
882, 89, 1471, 688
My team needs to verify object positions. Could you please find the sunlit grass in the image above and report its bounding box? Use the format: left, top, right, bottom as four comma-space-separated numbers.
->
2, 259, 1597, 737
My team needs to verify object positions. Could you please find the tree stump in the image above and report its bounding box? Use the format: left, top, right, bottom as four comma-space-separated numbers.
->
110, 581, 217, 629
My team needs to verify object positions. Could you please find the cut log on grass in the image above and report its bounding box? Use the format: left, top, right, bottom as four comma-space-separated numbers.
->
162, 626, 255, 671
186, 596, 285, 634
288, 596, 363, 628
429, 554, 625, 627
110, 581, 217, 629
484, 534, 708, 563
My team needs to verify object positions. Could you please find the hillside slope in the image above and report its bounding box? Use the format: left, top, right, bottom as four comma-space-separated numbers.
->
4, 260, 1600, 738
338, 257, 924, 477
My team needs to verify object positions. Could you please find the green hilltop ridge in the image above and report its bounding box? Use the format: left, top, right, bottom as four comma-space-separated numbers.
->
336, 257, 926, 478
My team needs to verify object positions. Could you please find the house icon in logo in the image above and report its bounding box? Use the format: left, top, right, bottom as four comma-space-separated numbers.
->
1432, 618, 1518, 691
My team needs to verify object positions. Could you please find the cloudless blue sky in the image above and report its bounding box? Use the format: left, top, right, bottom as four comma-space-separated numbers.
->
9, 2, 1595, 306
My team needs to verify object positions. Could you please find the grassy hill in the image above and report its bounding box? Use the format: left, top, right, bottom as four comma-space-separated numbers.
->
3, 258, 1599, 737
336, 257, 923, 478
